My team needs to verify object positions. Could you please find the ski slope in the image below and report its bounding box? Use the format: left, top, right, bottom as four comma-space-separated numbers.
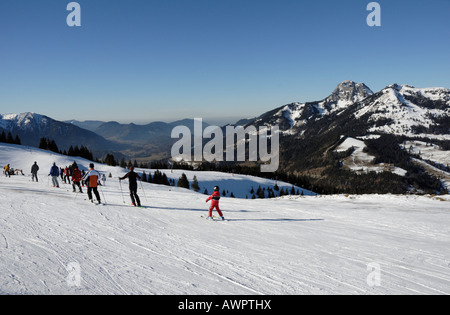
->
0, 144, 450, 295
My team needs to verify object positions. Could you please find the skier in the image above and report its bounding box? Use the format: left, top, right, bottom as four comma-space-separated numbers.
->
64, 167, 71, 184
206, 186, 225, 221
4, 164, 11, 178
72, 167, 83, 193
119, 166, 142, 207
102, 174, 107, 186
83, 163, 101, 204
49, 163, 60, 188
31, 162, 39, 182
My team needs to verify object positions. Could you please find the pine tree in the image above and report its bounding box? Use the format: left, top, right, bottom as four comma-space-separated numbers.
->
13, 135, 21, 145
290, 186, 296, 195
6, 132, 13, 144
0, 131, 6, 143
257, 186, 265, 199
39, 138, 48, 150
104, 154, 117, 166
192, 175, 200, 192
48, 140, 59, 153
177, 173, 190, 189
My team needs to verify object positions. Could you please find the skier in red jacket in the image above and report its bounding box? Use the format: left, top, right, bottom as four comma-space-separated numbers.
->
72, 167, 83, 193
206, 186, 225, 220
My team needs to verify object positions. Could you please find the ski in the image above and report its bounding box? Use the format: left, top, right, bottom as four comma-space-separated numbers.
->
201, 215, 229, 222
200, 215, 215, 221
213, 215, 229, 222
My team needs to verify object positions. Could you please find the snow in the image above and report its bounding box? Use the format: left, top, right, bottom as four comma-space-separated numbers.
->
336, 137, 407, 176
354, 85, 450, 139
402, 141, 450, 167
400, 141, 450, 189
1, 144, 450, 295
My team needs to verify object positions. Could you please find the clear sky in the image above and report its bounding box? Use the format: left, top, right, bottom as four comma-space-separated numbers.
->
0, 0, 449, 124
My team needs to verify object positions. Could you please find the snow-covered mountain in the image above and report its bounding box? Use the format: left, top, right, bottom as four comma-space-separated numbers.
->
236, 81, 449, 194
239, 81, 373, 132
354, 84, 450, 138
0, 112, 125, 157
242, 81, 449, 138
0, 142, 449, 295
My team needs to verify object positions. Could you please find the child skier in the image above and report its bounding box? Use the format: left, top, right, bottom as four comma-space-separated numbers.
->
119, 166, 142, 207
206, 186, 225, 220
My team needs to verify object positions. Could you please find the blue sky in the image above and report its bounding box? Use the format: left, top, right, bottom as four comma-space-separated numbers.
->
0, 0, 449, 124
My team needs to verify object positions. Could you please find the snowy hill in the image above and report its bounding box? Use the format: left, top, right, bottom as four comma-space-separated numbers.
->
0, 144, 312, 199
1, 143, 450, 295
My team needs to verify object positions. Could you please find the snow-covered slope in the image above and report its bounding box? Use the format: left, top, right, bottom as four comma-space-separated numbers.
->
1, 144, 450, 295
0, 144, 313, 199
336, 137, 407, 176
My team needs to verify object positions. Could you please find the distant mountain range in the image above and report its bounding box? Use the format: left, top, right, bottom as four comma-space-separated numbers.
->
1, 81, 449, 193
0, 113, 210, 161
0, 113, 125, 157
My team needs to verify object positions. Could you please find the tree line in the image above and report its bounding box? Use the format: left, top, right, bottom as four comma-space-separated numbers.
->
39, 137, 94, 161
0, 131, 21, 145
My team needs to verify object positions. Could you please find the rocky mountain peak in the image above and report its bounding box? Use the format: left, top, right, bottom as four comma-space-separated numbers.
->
327, 81, 374, 104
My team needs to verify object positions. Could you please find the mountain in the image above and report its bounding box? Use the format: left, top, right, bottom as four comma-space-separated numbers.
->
70, 119, 211, 161
0, 112, 125, 158
1, 143, 449, 295
239, 81, 374, 132
64, 120, 106, 132
237, 81, 450, 194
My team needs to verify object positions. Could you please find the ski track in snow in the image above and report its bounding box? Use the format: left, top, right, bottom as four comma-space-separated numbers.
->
1, 145, 450, 295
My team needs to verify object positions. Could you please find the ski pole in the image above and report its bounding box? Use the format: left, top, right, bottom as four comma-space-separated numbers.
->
99, 184, 107, 204
119, 179, 125, 204
139, 180, 148, 202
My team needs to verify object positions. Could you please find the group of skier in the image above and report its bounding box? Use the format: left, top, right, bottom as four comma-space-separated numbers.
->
47, 162, 106, 205
5, 161, 225, 220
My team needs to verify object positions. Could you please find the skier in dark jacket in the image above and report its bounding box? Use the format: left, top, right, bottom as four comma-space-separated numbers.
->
31, 162, 39, 182
119, 166, 142, 207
